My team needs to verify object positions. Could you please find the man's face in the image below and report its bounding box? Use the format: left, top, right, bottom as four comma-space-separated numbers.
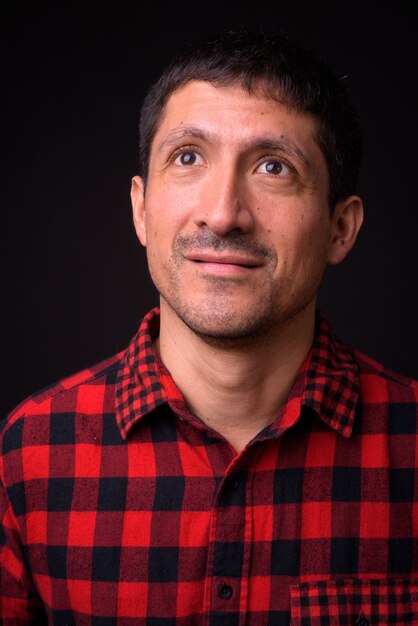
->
132, 80, 358, 341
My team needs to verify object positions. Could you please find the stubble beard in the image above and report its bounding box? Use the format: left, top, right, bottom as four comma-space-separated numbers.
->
152, 262, 322, 350
163, 277, 279, 349
147, 230, 325, 349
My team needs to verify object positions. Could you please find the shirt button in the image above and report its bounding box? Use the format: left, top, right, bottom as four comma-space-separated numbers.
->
218, 583, 233, 599
355, 617, 369, 626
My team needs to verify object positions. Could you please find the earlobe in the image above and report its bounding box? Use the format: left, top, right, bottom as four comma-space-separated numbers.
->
131, 175, 147, 246
327, 195, 364, 265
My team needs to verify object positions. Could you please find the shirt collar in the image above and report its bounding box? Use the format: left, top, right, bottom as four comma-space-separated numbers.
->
302, 310, 359, 437
115, 308, 359, 440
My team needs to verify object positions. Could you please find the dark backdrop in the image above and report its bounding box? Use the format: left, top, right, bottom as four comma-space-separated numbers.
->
1, 1, 417, 418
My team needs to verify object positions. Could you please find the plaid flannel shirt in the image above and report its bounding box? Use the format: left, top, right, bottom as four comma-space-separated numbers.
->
1, 307, 417, 625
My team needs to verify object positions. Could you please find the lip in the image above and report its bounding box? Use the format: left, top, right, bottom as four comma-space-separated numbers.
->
184, 252, 263, 268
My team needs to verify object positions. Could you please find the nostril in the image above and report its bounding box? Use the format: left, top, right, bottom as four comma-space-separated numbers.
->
193, 204, 254, 236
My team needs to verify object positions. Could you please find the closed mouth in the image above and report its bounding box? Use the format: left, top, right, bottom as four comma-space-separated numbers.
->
185, 253, 263, 268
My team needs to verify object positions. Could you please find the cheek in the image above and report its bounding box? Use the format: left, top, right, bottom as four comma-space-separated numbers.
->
144, 199, 189, 267
145, 184, 194, 234
270, 211, 331, 270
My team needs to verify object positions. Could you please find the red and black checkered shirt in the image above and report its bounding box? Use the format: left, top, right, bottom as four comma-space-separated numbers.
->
1, 307, 418, 625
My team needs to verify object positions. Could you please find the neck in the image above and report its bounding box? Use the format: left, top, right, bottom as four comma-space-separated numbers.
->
155, 302, 316, 453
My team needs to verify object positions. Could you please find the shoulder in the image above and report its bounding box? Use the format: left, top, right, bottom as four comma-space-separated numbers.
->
353, 348, 418, 404
0, 349, 126, 447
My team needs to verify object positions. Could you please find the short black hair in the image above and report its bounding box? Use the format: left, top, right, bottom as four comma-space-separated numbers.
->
139, 27, 363, 209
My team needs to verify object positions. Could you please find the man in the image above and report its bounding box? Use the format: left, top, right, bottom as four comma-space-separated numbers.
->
1, 27, 417, 626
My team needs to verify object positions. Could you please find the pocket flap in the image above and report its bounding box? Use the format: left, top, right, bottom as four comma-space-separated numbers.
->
290, 579, 418, 625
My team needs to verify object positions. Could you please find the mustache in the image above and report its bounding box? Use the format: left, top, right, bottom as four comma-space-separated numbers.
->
175, 231, 273, 258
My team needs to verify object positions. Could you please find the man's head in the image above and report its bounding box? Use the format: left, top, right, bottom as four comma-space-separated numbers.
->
138, 27, 363, 210
131, 28, 364, 344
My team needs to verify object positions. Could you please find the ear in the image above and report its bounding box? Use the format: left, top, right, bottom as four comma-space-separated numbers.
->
327, 195, 364, 265
131, 175, 147, 246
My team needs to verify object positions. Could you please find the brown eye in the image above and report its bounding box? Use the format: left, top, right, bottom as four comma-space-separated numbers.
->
180, 152, 196, 165
266, 161, 282, 174
174, 150, 203, 166
257, 159, 291, 176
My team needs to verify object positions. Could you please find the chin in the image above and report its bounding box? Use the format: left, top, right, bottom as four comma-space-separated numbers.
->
175, 304, 282, 347
159, 277, 319, 344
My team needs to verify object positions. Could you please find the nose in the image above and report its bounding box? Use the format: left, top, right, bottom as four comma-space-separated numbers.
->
193, 167, 255, 236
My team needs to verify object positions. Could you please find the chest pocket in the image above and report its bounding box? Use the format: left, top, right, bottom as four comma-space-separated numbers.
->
290, 579, 418, 625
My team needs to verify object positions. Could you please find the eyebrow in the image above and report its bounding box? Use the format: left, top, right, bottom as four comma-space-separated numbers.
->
156, 126, 312, 169
156, 127, 209, 152
246, 137, 311, 168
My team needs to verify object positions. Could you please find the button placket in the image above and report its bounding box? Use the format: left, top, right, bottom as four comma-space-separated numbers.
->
208, 463, 255, 618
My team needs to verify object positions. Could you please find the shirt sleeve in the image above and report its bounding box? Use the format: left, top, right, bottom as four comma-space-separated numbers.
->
0, 480, 47, 625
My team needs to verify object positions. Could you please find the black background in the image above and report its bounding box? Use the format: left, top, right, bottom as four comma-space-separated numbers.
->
1, 1, 417, 418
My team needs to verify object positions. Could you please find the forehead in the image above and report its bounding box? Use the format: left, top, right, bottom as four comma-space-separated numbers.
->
152, 80, 322, 158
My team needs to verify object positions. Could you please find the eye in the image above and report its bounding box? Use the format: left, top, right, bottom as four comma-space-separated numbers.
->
257, 158, 291, 176
173, 149, 204, 166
